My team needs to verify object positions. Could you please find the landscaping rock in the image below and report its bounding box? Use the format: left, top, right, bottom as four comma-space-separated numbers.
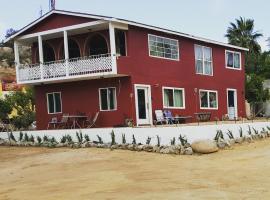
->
127, 144, 135, 151
160, 147, 170, 154
244, 135, 253, 143
191, 140, 219, 154
153, 146, 160, 153
184, 147, 193, 155
110, 144, 119, 150
135, 145, 144, 151
235, 137, 244, 144
217, 139, 227, 149
143, 145, 153, 152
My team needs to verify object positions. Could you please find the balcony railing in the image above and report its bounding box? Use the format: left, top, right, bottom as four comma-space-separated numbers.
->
17, 53, 113, 83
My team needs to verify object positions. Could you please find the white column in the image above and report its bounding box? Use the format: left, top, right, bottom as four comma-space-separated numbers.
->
14, 40, 20, 83
38, 35, 44, 79
109, 22, 117, 74
63, 30, 69, 77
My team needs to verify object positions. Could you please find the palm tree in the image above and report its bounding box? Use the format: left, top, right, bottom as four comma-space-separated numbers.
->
225, 17, 262, 54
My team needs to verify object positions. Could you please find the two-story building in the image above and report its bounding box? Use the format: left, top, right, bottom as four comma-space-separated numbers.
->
6, 10, 248, 129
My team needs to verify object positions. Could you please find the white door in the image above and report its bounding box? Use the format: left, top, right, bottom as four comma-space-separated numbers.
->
227, 89, 238, 120
135, 85, 152, 126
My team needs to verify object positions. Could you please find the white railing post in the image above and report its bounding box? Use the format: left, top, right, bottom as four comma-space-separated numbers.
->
38, 35, 44, 80
109, 22, 117, 74
14, 40, 20, 83
63, 30, 69, 77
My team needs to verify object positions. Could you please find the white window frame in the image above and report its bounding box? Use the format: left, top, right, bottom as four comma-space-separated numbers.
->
162, 87, 185, 109
225, 50, 241, 70
194, 44, 213, 76
199, 89, 218, 110
148, 34, 179, 61
46, 92, 62, 114
99, 87, 117, 111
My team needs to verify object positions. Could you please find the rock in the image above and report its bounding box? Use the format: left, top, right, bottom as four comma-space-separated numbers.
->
244, 135, 253, 143
191, 140, 219, 154
160, 147, 170, 154
229, 139, 235, 145
143, 145, 153, 152
119, 144, 128, 150
127, 144, 135, 151
235, 137, 244, 144
110, 144, 119, 150
134, 144, 144, 151
184, 147, 193, 155
217, 139, 226, 149
9, 140, 17, 146
153, 146, 160, 153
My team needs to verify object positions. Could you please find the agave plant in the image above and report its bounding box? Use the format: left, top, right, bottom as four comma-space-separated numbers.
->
179, 134, 188, 146
214, 130, 224, 141
76, 131, 83, 143
146, 136, 151, 145
19, 131, 23, 141
121, 134, 126, 144
156, 135, 161, 147
37, 136, 42, 144
97, 135, 103, 144
226, 130, 234, 139
252, 127, 259, 135
247, 126, 252, 135
110, 131, 116, 145
170, 137, 176, 145
239, 127, 243, 138
84, 134, 90, 142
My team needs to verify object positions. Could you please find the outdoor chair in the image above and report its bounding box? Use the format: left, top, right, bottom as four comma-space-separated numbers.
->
163, 110, 175, 124
47, 114, 69, 129
85, 112, 99, 128
154, 110, 167, 125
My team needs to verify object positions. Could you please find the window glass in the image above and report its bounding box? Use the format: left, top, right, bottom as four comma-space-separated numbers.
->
47, 93, 54, 114
209, 92, 217, 108
47, 92, 62, 114
195, 45, 213, 75
54, 93, 62, 113
164, 88, 184, 108
234, 53, 240, 68
226, 51, 241, 69
200, 91, 208, 108
226, 52, 234, 67
148, 35, 179, 60
100, 88, 116, 111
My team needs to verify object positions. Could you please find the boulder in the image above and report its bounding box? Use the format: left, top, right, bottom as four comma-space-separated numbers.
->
184, 147, 193, 155
235, 137, 244, 144
217, 139, 226, 149
153, 146, 160, 153
191, 140, 219, 154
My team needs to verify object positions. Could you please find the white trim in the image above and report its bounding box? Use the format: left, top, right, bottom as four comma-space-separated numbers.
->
162, 87, 185, 109
109, 22, 117, 74
5, 10, 249, 51
14, 41, 20, 83
194, 44, 213, 76
18, 20, 108, 40
199, 89, 218, 110
227, 88, 238, 119
134, 84, 153, 126
148, 34, 179, 61
46, 92, 62, 114
225, 50, 242, 70
98, 87, 117, 111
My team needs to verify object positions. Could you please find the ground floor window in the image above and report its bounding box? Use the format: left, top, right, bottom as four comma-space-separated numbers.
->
99, 87, 117, 111
163, 87, 185, 109
199, 90, 218, 109
47, 92, 62, 114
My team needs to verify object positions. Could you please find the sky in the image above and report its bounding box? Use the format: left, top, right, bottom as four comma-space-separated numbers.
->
0, 0, 269, 51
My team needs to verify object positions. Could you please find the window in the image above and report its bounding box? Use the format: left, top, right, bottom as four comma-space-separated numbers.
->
226, 50, 241, 69
163, 87, 185, 109
99, 87, 117, 111
195, 45, 213, 75
199, 90, 218, 109
47, 92, 62, 114
148, 34, 179, 60
116, 29, 126, 56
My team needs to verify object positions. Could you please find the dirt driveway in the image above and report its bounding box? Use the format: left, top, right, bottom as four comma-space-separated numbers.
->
0, 139, 270, 200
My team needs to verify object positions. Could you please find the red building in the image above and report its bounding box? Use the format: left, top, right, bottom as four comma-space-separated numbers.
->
6, 10, 248, 129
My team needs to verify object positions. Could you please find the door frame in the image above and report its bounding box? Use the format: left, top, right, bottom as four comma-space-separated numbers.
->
227, 88, 238, 119
134, 84, 153, 126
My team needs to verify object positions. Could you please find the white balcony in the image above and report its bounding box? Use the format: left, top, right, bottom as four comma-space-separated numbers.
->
17, 54, 114, 84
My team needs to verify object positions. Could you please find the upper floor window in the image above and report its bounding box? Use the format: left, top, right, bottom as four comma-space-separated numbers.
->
195, 45, 213, 76
47, 92, 62, 114
116, 29, 126, 56
163, 87, 185, 109
148, 34, 179, 60
99, 87, 117, 111
226, 50, 241, 70
199, 89, 218, 109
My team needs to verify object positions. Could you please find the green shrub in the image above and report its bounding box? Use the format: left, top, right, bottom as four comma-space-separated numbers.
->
121, 134, 126, 144
170, 137, 176, 145
84, 134, 90, 142
76, 131, 83, 143
110, 131, 116, 145
29, 135, 35, 143
132, 134, 136, 145
19, 131, 23, 141
24, 133, 29, 142
239, 127, 243, 137
179, 134, 188, 146
227, 130, 234, 139
146, 136, 151, 145
156, 135, 161, 147
97, 135, 103, 144
37, 136, 42, 144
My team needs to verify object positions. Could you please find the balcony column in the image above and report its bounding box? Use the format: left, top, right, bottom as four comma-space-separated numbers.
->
63, 30, 69, 77
38, 35, 44, 80
109, 22, 117, 73
14, 40, 20, 83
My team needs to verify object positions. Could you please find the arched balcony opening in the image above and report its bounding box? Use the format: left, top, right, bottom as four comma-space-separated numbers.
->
59, 39, 81, 60
35, 43, 56, 63
85, 34, 108, 56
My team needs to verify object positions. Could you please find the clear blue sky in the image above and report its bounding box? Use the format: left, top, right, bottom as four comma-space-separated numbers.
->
0, 0, 269, 50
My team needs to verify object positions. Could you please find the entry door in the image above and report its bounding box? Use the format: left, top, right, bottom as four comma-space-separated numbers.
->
135, 85, 152, 126
227, 89, 238, 120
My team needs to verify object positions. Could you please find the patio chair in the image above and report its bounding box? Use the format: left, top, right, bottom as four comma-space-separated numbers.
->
85, 112, 99, 128
163, 110, 175, 124
154, 110, 167, 125
47, 114, 69, 129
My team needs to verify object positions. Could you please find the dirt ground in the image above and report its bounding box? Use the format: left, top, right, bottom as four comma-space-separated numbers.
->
1, 140, 270, 200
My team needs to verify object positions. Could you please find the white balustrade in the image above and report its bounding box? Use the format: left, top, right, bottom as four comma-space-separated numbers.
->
17, 53, 113, 83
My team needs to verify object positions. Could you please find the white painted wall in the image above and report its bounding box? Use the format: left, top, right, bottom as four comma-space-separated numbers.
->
1, 122, 270, 146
